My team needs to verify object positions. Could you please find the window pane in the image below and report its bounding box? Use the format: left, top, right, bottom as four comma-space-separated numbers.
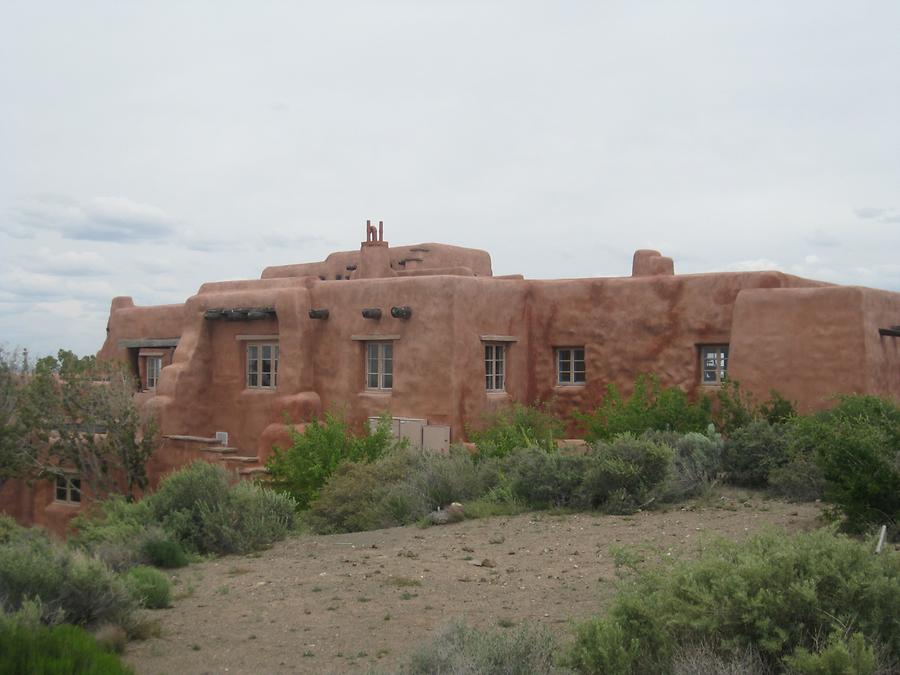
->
368, 372, 379, 388
261, 373, 271, 387
56, 477, 66, 500
70, 479, 81, 502
574, 349, 584, 362
574, 370, 586, 383
248, 345, 258, 361
382, 372, 392, 389
261, 345, 271, 360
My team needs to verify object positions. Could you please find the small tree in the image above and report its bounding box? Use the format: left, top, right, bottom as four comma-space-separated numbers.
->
0, 348, 27, 489
15, 350, 156, 501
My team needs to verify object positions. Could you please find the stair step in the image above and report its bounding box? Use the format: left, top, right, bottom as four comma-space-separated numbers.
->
202, 446, 238, 454
239, 467, 269, 476
220, 455, 259, 463
164, 435, 220, 444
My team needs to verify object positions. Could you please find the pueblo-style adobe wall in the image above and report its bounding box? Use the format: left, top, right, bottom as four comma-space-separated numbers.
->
3, 222, 899, 533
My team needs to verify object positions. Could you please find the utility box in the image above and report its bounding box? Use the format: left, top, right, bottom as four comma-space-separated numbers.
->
399, 419, 425, 449
423, 425, 451, 453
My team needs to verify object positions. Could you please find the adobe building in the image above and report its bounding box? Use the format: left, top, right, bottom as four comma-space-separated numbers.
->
3, 221, 899, 533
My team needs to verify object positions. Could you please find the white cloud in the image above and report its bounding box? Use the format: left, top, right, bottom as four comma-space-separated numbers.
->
854, 207, 900, 224
722, 258, 783, 272
11, 194, 176, 242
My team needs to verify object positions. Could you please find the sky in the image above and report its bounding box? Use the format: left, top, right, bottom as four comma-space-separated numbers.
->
2, 1, 899, 357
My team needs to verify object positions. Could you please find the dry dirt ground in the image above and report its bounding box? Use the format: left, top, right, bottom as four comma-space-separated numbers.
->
125, 489, 823, 675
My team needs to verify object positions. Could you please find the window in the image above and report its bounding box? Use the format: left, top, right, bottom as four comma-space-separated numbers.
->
484, 343, 505, 391
556, 347, 585, 385
145, 356, 162, 390
700, 344, 729, 384
366, 341, 393, 390
55, 475, 81, 504
246, 343, 279, 389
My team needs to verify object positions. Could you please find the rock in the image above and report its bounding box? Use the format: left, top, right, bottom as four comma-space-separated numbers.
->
468, 558, 496, 568
426, 502, 465, 525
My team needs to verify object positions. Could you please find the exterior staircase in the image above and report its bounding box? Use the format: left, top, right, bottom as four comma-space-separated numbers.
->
161, 434, 269, 480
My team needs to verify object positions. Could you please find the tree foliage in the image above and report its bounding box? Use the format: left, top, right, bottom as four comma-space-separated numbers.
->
4, 349, 156, 501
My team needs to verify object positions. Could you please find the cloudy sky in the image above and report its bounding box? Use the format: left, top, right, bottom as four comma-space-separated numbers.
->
2, 1, 899, 357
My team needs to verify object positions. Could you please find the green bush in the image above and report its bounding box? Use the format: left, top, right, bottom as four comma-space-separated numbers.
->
266, 413, 398, 508
505, 448, 590, 509
0, 604, 132, 675
715, 382, 797, 434
768, 451, 826, 503
0, 532, 134, 628
145, 461, 234, 549
71, 497, 187, 572
784, 632, 878, 675
306, 450, 420, 533
721, 420, 790, 488
123, 566, 170, 609
792, 395, 900, 536
306, 445, 506, 534
398, 621, 565, 675
139, 461, 297, 554
581, 375, 712, 442
0, 624, 132, 674
646, 430, 723, 502
140, 534, 188, 569
196, 481, 297, 554
406, 446, 502, 511
309, 433, 683, 532
469, 403, 564, 459
566, 529, 900, 674
0, 515, 26, 545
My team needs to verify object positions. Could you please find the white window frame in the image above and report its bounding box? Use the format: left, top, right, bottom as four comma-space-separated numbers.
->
484, 343, 506, 392
556, 347, 585, 385
700, 344, 729, 385
55, 475, 81, 504
246, 342, 279, 389
365, 341, 393, 390
145, 355, 162, 391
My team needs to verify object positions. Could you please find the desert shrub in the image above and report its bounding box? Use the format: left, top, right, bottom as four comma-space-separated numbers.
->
783, 632, 879, 675
767, 452, 826, 502
0, 625, 131, 674
581, 375, 712, 442
566, 529, 900, 674
137, 461, 297, 554
505, 448, 591, 509
308, 446, 503, 534
0, 532, 134, 628
306, 450, 419, 533
791, 395, 900, 536
71, 498, 185, 571
721, 420, 790, 488
266, 413, 398, 508
399, 621, 565, 675
0, 515, 26, 545
144, 461, 233, 548
406, 447, 502, 511
578, 434, 673, 513
714, 382, 797, 434
671, 641, 770, 675
0, 604, 132, 675
647, 430, 723, 502
469, 402, 564, 459
123, 566, 170, 609
195, 481, 297, 554
140, 534, 188, 569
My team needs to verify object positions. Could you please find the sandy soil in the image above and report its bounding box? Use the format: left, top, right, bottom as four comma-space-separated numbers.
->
124, 489, 823, 675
